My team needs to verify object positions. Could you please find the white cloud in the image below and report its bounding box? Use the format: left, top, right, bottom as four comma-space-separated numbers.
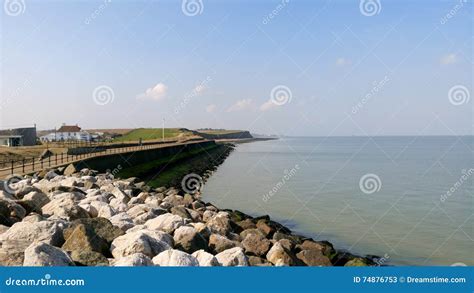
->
336, 57, 351, 67
226, 99, 254, 112
440, 53, 457, 65
259, 99, 277, 111
206, 104, 216, 113
137, 82, 168, 100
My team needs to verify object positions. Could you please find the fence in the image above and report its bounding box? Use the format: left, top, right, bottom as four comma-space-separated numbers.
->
0, 139, 205, 178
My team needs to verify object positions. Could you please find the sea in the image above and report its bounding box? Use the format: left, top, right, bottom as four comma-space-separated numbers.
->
201, 136, 474, 266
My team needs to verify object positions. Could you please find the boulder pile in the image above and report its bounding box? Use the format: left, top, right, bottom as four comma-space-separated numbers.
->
0, 168, 376, 266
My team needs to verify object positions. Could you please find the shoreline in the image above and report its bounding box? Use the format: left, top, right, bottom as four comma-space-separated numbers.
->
0, 141, 381, 267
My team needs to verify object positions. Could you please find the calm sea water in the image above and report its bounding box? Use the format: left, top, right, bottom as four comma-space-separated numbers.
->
201, 136, 474, 266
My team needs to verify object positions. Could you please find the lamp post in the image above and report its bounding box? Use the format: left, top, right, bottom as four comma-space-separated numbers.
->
162, 118, 165, 142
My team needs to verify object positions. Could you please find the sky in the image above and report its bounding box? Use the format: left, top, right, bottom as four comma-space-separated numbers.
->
1, 0, 472, 136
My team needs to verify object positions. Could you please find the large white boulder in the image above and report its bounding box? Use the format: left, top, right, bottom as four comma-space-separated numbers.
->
110, 230, 171, 259
113, 253, 153, 266
215, 247, 249, 266
192, 250, 220, 266
23, 242, 74, 266
152, 249, 199, 266
144, 213, 186, 234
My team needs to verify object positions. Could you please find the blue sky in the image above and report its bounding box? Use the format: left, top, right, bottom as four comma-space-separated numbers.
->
1, 0, 472, 136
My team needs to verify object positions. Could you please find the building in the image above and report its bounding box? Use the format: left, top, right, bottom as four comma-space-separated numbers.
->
0, 135, 23, 146
0, 126, 37, 146
40, 124, 91, 142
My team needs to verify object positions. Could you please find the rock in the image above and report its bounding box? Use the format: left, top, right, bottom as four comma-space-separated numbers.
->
344, 258, 369, 267
162, 195, 184, 207
256, 220, 274, 237
110, 230, 171, 259
296, 249, 332, 266
0, 224, 9, 234
242, 233, 271, 256
62, 224, 110, 256
110, 187, 130, 204
65, 217, 124, 244
170, 206, 192, 219
41, 197, 90, 221
266, 241, 299, 266
273, 232, 304, 245
192, 250, 220, 266
23, 242, 74, 266
0, 220, 66, 250
114, 253, 153, 266
97, 204, 117, 219
152, 249, 198, 266
109, 212, 134, 232
208, 234, 237, 254
297, 240, 334, 257
190, 222, 211, 240
173, 226, 207, 253
0, 200, 13, 226
215, 247, 249, 266
206, 212, 232, 236
21, 213, 45, 223
22, 191, 50, 210
240, 228, 266, 240
144, 213, 186, 234
202, 210, 216, 222
248, 256, 272, 266
235, 219, 256, 231
63, 164, 77, 176
70, 250, 109, 266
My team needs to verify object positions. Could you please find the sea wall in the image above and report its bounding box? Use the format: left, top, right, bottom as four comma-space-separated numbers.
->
70, 141, 217, 173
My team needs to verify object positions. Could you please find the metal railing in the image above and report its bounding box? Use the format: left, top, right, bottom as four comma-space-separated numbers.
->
0, 139, 206, 177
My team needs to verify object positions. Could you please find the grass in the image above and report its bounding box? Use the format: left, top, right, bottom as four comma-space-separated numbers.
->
113, 128, 192, 142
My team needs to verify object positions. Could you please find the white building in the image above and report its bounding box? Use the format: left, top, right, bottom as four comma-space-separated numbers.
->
40, 124, 91, 142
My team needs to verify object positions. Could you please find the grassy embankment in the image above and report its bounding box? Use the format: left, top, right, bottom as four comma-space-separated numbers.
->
116, 143, 226, 187
113, 128, 196, 142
